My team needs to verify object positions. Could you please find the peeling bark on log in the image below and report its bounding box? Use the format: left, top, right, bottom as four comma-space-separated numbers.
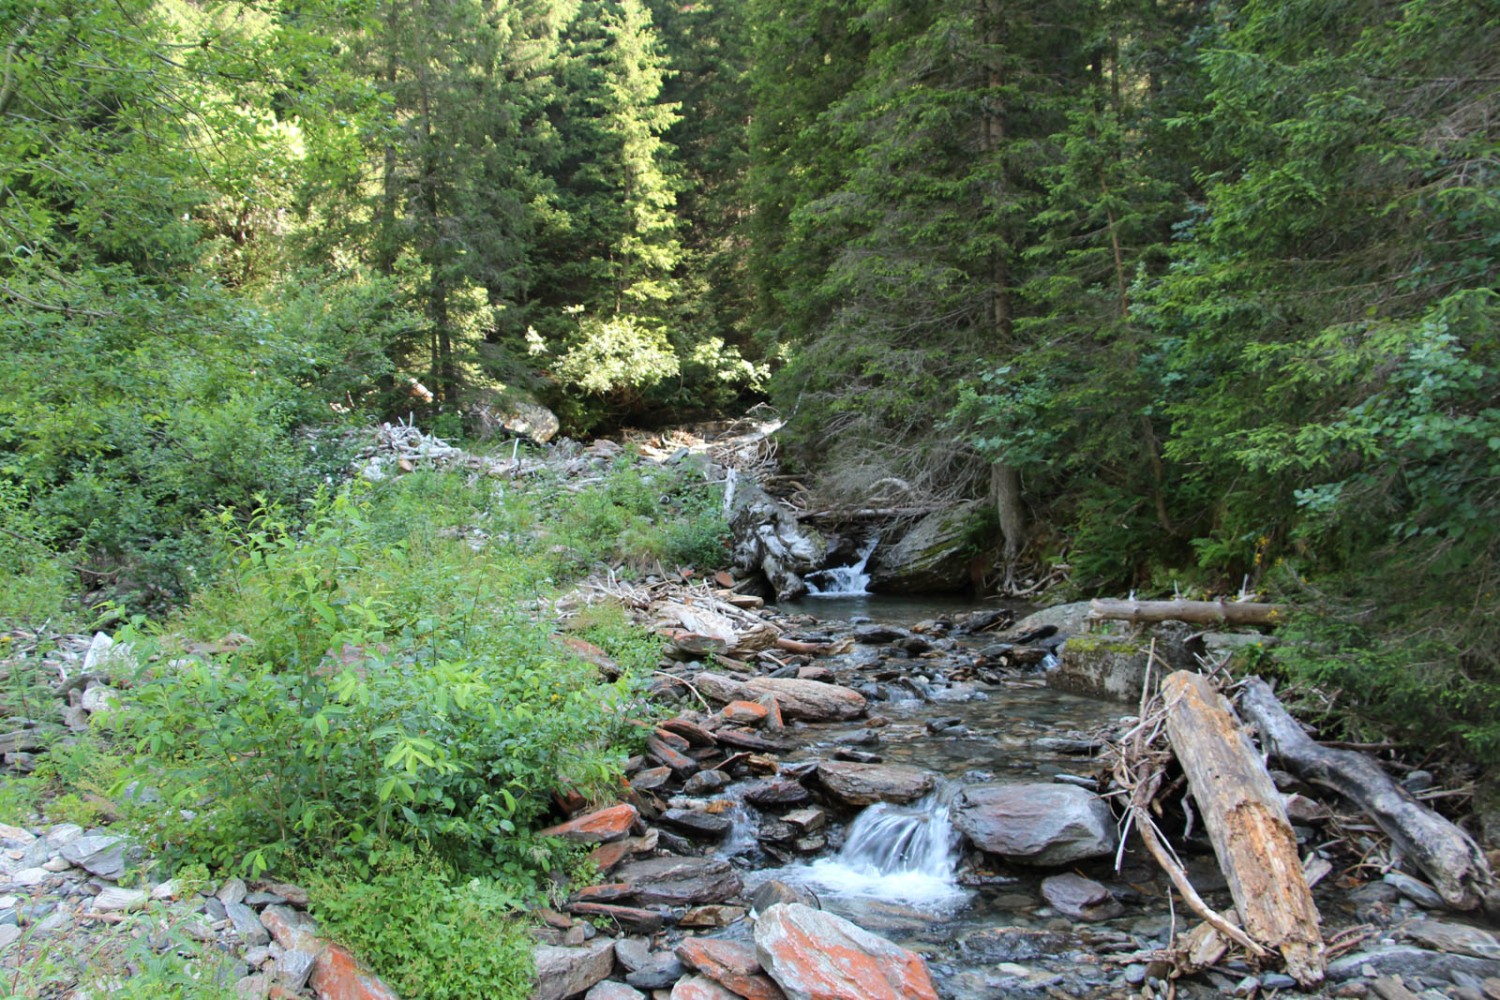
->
1090, 598, 1284, 626
1162, 671, 1325, 986
1240, 677, 1493, 911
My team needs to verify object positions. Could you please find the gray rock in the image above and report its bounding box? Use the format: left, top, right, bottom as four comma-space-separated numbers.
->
93, 886, 148, 913
659, 809, 732, 840
1385, 871, 1446, 909
275, 948, 317, 992
1050, 634, 1153, 702
533, 939, 618, 1000
624, 954, 683, 991
613, 856, 743, 906
234, 973, 269, 999
816, 761, 935, 806
868, 502, 989, 593
585, 983, 646, 1000
682, 771, 730, 796
614, 937, 652, 973
12, 867, 49, 887
1040, 873, 1122, 921
44, 823, 85, 850
1404, 919, 1500, 960
217, 877, 248, 905
750, 880, 818, 915
1005, 602, 1094, 641
1327, 945, 1500, 983
59, 834, 127, 880
742, 778, 811, 809
0, 924, 20, 950
80, 684, 121, 714
953, 783, 1117, 865
225, 900, 270, 947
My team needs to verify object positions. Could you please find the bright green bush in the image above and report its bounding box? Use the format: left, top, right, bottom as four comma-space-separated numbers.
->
113, 484, 648, 878
308, 846, 534, 1000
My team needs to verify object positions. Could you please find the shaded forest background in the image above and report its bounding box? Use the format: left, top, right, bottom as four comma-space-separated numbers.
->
1, 0, 1497, 757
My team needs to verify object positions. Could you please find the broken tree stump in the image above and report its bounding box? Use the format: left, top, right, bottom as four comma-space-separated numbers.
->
1090, 598, 1283, 627
1162, 671, 1325, 986
1239, 677, 1493, 911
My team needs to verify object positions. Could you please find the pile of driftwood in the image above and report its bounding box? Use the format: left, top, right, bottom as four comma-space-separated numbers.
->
353, 416, 552, 481
1105, 645, 1494, 990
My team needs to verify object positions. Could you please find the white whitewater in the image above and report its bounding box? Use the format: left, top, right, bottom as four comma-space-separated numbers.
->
796, 792, 968, 911
805, 536, 879, 596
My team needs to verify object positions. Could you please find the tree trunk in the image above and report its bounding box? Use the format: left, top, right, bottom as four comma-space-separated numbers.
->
1089, 598, 1283, 626
1239, 678, 1493, 911
989, 462, 1026, 578
1162, 671, 1325, 987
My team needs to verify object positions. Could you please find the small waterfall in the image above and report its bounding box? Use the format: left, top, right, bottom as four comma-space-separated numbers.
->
805, 536, 879, 597
797, 792, 968, 911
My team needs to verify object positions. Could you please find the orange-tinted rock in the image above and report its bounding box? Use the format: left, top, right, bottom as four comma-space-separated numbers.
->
588, 839, 633, 874
660, 717, 717, 747
310, 942, 400, 1000
753, 903, 938, 1000
759, 695, 784, 732
540, 803, 639, 844
646, 736, 699, 775
260, 904, 320, 952
572, 882, 634, 903
670, 975, 740, 999
564, 902, 665, 934
723, 700, 769, 725
562, 637, 621, 679
676, 938, 785, 1000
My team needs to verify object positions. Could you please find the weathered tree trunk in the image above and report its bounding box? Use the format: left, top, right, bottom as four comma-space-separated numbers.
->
1162, 671, 1325, 987
1239, 677, 1493, 911
989, 463, 1027, 575
1090, 598, 1283, 626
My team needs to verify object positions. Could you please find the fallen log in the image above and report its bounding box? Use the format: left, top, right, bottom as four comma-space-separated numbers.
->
1162, 671, 1325, 986
1090, 598, 1283, 627
1239, 677, 1493, 911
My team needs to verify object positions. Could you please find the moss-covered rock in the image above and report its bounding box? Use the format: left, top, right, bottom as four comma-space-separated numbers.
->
869, 502, 990, 593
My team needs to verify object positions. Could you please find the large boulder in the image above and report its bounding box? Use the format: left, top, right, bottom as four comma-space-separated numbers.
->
753, 903, 938, 1000
868, 502, 989, 594
816, 762, 935, 806
952, 783, 1116, 866
1048, 633, 1153, 702
1048, 624, 1193, 702
1005, 602, 1093, 640
468, 388, 560, 444
729, 480, 828, 600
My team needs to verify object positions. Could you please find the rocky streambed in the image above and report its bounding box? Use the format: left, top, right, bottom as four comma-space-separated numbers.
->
535, 595, 1500, 1000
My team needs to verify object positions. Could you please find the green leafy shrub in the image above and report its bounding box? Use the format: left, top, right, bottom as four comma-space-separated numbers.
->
113, 484, 647, 878
308, 845, 534, 1000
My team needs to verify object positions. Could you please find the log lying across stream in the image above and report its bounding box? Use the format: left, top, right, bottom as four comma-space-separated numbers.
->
1239, 677, 1494, 911
1090, 598, 1284, 626
1162, 671, 1326, 987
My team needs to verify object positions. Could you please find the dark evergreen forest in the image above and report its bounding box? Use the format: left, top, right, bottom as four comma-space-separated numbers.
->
2, 0, 1497, 758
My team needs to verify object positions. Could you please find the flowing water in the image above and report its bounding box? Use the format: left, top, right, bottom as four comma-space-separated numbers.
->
719, 596, 1177, 998
803, 535, 879, 596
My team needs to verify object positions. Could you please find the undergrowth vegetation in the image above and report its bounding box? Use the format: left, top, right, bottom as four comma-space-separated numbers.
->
0, 450, 729, 998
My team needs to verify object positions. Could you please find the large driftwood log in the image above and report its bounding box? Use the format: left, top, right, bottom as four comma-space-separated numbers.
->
1239, 677, 1493, 911
1090, 598, 1283, 626
1162, 671, 1326, 986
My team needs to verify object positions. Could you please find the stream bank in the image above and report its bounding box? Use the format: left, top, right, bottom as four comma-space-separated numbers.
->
536, 585, 1500, 1000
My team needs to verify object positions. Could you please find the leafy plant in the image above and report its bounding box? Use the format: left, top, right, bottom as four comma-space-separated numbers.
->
307, 845, 535, 1000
